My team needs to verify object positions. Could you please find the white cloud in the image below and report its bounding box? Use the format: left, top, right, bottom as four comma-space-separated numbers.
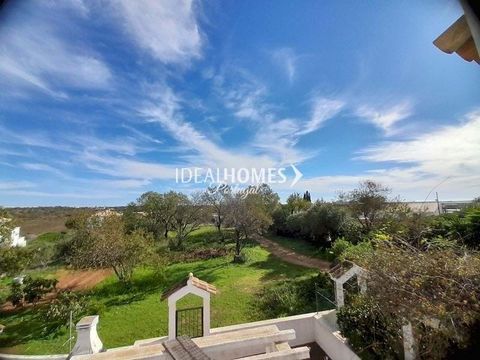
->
140, 84, 276, 169
66, 0, 90, 17
272, 47, 297, 83
115, 0, 202, 64
355, 101, 413, 135
285, 110, 480, 201
79, 151, 176, 180
214, 69, 310, 164
358, 110, 480, 177
297, 98, 345, 135
75, 135, 142, 157
0, 124, 74, 153
0, 181, 36, 190
21, 163, 67, 177
0, 2, 112, 97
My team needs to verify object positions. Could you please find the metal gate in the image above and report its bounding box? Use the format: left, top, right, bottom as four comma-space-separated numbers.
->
176, 306, 203, 338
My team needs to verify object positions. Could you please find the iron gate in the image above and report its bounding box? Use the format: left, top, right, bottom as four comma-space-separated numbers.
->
176, 306, 203, 338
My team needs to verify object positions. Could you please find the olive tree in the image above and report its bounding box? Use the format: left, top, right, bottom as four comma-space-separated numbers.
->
201, 185, 230, 237
338, 180, 395, 233
70, 214, 153, 283
169, 192, 205, 250
286, 193, 311, 214
225, 192, 273, 262
341, 239, 480, 359
137, 191, 182, 240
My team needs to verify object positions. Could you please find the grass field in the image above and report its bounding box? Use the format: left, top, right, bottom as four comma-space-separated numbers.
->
0, 241, 318, 355
265, 232, 335, 262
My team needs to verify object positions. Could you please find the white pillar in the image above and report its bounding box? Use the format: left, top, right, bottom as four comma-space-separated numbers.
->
203, 292, 211, 336
402, 321, 416, 360
335, 281, 345, 308
357, 273, 367, 294
168, 298, 176, 340
69, 316, 103, 357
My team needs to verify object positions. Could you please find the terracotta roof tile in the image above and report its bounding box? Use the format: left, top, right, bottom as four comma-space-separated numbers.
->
161, 274, 217, 301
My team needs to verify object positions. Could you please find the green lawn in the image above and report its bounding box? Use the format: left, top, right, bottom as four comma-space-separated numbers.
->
0, 244, 317, 355
265, 232, 335, 262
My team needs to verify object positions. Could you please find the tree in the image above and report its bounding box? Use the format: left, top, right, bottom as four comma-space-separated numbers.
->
303, 191, 312, 202
136, 191, 188, 240
123, 202, 141, 234
70, 215, 153, 283
0, 207, 14, 246
169, 193, 205, 250
271, 205, 290, 235
246, 184, 280, 215
285, 211, 306, 238
343, 239, 480, 359
427, 206, 480, 249
302, 202, 347, 245
0, 247, 32, 275
201, 185, 230, 237
225, 192, 273, 262
339, 180, 393, 233
137, 192, 174, 240
286, 193, 310, 214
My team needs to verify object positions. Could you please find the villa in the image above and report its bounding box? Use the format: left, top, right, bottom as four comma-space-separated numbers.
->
63, 273, 360, 360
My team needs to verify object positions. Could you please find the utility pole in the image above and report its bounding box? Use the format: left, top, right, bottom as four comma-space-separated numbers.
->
435, 192, 442, 215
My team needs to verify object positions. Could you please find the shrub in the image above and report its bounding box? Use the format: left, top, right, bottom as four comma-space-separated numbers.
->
339, 241, 374, 262
337, 295, 403, 359
331, 237, 351, 258
0, 247, 32, 275
43, 291, 88, 327
426, 206, 480, 249
23, 276, 58, 304
8, 282, 24, 307
258, 273, 333, 318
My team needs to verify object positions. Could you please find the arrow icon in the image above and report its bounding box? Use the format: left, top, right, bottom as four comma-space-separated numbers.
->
290, 164, 303, 187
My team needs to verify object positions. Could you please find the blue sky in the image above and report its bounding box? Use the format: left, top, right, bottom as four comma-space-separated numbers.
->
0, 0, 479, 206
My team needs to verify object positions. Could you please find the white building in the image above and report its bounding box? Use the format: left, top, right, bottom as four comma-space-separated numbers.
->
10, 227, 26, 247
0, 226, 27, 247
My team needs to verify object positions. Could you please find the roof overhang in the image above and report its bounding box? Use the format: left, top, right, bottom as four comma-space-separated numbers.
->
433, 0, 480, 64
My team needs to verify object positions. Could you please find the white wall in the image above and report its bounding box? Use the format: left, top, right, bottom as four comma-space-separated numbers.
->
313, 311, 360, 360
1, 311, 360, 360
0, 355, 66, 360
9, 227, 26, 247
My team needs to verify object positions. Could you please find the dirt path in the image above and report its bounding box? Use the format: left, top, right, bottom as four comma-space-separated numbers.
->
255, 236, 332, 271
56, 269, 113, 291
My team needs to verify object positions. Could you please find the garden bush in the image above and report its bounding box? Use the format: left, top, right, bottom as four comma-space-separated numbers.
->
331, 237, 351, 258
23, 276, 58, 304
43, 291, 88, 328
258, 273, 333, 318
337, 295, 403, 360
8, 282, 24, 307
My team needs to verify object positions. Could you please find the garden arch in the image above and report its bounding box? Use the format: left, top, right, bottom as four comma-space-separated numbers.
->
161, 273, 217, 340
329, 262, 367, 308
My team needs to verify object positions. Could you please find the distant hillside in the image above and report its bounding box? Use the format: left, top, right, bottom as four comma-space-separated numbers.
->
7, 207, 124, 239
